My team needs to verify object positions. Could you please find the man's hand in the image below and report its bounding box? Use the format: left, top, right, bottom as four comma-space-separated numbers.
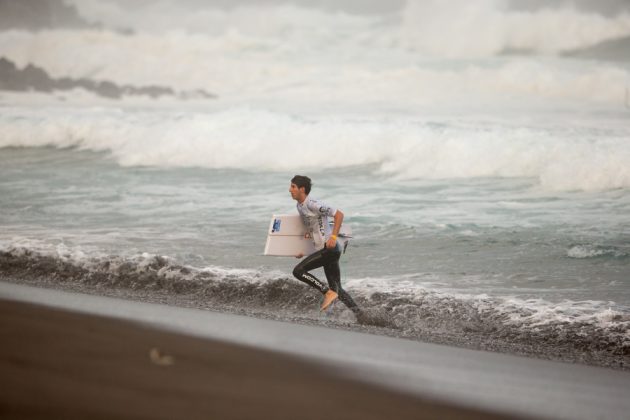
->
295, 253, 304, 259
326, 210, 343, 250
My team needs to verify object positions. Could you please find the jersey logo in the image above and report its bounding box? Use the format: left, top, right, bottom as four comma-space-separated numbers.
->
272, 218, 282, 233
319, 206, 329, 214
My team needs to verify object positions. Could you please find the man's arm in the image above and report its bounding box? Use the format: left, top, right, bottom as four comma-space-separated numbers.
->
326, 209, 344, 249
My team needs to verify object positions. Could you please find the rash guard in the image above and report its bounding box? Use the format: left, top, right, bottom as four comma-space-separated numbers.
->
296, 196, 337, 251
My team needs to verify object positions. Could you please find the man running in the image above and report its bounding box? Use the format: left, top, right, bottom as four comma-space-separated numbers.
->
289, 175, 360, 314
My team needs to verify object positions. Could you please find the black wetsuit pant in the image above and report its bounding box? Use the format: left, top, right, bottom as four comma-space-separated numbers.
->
292, 244, 360, 313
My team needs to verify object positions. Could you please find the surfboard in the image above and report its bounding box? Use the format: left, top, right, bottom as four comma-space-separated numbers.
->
263, 214, 352, 257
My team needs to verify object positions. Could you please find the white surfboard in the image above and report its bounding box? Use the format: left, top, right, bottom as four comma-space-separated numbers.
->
263, 214, 352, 257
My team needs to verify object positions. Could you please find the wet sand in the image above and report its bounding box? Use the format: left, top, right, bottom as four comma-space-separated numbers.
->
0, 298, 511, 420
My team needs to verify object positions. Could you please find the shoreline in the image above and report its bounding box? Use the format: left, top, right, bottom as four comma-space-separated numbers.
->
0, 297, 512, 420
2, 281, 630, 419
2, 275, 628, 371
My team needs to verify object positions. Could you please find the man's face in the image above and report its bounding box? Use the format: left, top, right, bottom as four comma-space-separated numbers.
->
289, 183, 303, 200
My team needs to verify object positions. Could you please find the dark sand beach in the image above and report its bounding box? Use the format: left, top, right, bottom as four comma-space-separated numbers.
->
0, 298, 513, 420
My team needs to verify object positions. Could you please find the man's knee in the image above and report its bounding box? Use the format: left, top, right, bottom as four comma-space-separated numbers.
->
292, 265, 303, 279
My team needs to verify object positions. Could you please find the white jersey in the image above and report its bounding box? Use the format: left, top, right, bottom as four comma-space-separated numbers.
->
296, 196, 337, 251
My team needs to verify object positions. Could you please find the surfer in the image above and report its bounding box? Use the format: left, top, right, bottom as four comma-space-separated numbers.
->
289, 175, 361, 314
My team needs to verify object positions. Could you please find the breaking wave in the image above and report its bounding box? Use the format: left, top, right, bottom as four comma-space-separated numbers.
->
1, 29, 628, 104
1, 106, 629, 192
567, 244, 629, 259
2, 241, 628, 363
397, 1, 630, 58
68, 0, 630, 58
2, 1, 629, 103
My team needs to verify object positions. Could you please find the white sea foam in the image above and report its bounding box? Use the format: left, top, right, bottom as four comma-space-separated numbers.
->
340, 275, 630, 332
1, 106, 629, 192
3, 238, 628, 362
1, 29, 627, 106
4, 238, 627, 334
68, 0, 630, 58
0, 238, 281, 284
397, 1, 630, 58
1, 1, 629, 106
567, 245, 627, 259
490, 297, 630, 330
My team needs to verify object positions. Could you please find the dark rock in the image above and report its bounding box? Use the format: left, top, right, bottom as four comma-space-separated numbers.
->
0, 56, 217, 100
563, 35, 630, 62
21, 63, 53, 92
96, 80, 121, 99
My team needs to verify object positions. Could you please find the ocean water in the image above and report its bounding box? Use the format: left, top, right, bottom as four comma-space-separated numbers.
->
1, 0, 629, 366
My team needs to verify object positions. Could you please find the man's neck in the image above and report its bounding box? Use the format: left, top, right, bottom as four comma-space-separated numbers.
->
297, 194, 308, 204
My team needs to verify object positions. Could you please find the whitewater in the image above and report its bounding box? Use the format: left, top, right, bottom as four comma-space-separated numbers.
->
1, 0, 629, 368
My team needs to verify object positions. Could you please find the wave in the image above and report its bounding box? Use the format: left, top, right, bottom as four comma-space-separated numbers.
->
65, 0, 630, 58
397, 1, 630, 58
1, 106, 629, 192
1, 240, 629, 363
567, 244, 629, 259
2, 30, 628, 106
1, 3, 629, 103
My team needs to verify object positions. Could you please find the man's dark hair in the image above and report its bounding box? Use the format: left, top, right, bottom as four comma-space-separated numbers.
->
291, 175, 312, 195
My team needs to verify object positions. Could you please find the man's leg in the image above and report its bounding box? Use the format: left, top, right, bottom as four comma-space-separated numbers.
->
293, 248, 340, 310
292, 249, 329, 293
322, 249, 361, 314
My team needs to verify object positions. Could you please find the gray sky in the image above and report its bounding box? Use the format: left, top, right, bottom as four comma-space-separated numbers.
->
2, 0, 629, 33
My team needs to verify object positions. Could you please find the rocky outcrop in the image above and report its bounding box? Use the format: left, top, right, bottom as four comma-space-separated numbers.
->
0, 57, 216, 99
